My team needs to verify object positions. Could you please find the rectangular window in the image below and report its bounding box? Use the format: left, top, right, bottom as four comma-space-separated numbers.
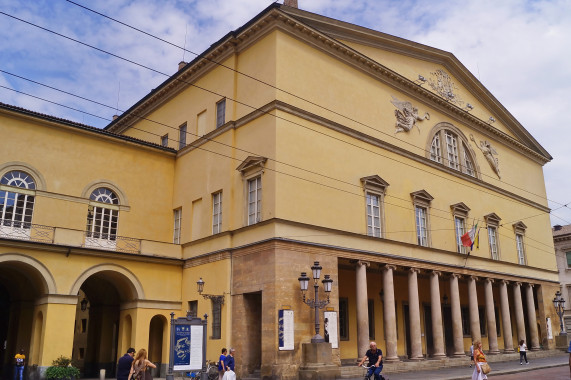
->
479, 307, 487, 336
488, 226, 499, 260
161, 134, 169, 147
247, 176, 261, 225
79, 348, 85, 360
86, 206, 118, 241
197, 110, 207, 136
188, 300, 198, 317
366, 193, 381, 237
216, 99, 226, 128
454, 217, 465, 253
566, 252, 571, 268
179, 123, 187, 149
0, 191, 35, 227
212, 300, 221, 339
173, 208, 182, 244
368, 299, 375, 339
81, 319, 87, 333
516, 234, 525, 265
415, 206, 428, 246
445, 131, 459, 169
461, 306, 470, 336
339, 297, 349, 340
212, 192, 222, 234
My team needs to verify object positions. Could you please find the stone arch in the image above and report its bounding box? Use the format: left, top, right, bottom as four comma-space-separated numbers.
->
0, 253, 57, 294
0, 161, 47, 191
425, 122, 481, 179
69, 264, 144, 300
81, 179, 129, 206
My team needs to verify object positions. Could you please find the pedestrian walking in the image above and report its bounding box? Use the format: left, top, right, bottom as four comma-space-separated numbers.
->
223, 348, 236, 380
472, 341, 488, 380
13, 348, 25, 380
518, 340, 529, 365
117, 348, 136, 380
129, 349, 157, 380
218, 348, 227, 380
469, 342, 474, 368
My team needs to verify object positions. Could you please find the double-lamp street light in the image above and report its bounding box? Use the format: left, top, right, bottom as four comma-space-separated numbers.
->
553, 290, 566, 335
298, 261, 333, 343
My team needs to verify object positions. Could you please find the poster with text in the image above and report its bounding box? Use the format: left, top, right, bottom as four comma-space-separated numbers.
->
278, 310, 294, 350
173, 325, 191, 370
324, 311, 338, 349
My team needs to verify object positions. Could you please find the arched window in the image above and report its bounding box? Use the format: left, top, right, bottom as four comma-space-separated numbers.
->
86, 188, 119, 243
428, 125, 477, 177
0, 170, 36, 229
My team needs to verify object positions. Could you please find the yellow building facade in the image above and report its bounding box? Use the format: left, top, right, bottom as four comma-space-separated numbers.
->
0, 4, 560, 380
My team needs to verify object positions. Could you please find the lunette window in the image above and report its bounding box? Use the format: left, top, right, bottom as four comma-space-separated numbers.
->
0, 170, 36, 230
429, 128, 476, 177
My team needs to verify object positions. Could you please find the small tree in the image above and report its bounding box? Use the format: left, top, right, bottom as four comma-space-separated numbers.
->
45, 356, 80, 380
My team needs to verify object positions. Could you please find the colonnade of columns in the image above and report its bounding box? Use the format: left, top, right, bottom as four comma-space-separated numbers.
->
354, 262, 541, 360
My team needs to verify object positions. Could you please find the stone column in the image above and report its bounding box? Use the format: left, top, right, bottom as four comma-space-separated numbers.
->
525, 284, 540, 350
430, 271, 446, 358
408, 268, 423, 360
499, 280, 514, 352
449, 273, 465, 356
484, 279, 500, 354
383, 265, 399, 361
468, 276, 481, 342
513, 282, 526, 343
356, 261, 370, 358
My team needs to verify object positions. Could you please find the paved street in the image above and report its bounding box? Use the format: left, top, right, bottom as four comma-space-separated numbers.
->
343, 354, 570, 380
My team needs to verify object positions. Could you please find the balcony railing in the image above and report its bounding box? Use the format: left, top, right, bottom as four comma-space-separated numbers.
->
0, 220, 180, 258
83, 232, 141, 254
0, 220, 54, 243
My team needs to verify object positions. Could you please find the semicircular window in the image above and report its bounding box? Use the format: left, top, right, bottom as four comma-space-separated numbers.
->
0, 170, 36, 232
429, 129, 476, 177
86, 187, 119, 244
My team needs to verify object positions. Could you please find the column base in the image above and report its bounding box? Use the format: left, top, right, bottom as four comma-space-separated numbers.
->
408, 356, 424, 361
452, 352, 466, 357
502, 348, 516, 353
487, 349, 501, 355
429, 353, 447, 359
384, 356, 400, 362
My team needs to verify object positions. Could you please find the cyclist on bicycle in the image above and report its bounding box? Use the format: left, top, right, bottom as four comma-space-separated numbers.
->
357, 341, 384, 380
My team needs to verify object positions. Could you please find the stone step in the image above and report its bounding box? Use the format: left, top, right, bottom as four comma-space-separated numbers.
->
242, 369, 261, 380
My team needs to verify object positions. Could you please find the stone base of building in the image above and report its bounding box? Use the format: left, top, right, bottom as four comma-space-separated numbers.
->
298, 342, 340, 380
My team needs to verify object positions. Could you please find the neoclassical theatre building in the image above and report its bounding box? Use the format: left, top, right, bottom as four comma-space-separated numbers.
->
0, 3, 561, 380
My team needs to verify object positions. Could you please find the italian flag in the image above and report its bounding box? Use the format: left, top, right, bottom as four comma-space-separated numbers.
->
461, 222, 479, 250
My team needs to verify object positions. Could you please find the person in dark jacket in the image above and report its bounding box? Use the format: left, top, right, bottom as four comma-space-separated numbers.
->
117, 348, 136, 380
224, 348, 236, 372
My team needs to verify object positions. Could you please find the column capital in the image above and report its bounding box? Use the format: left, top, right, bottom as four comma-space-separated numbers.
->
409, 267, 421, 274
514, 281, 522, 287
469, 275, 479, 281
432, 270, 442, 277
357, 260, 370, 268
499, 279, 510, 285
485, 278, 495, 284
526, 283, 535, 288
450, 273, 462, 279
384, 264, 397, 272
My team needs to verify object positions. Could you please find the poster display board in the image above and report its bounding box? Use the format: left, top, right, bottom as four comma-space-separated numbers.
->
278, 309, 294, 350
324, 311, 338, 349
167, 312, 208, 379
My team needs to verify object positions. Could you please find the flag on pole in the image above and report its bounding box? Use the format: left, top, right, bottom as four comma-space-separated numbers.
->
461, 222, 478, 249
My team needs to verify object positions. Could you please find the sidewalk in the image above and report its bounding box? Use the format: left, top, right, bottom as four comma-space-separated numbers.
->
343, 353, 569, 380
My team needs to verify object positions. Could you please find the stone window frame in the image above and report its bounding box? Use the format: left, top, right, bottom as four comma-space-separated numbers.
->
450, 202, 470, 254
411, 190, 434, 247
161, 133, 169, 147
236, 156, 267, 226
513, 221, 527, 265
178, 122, 187, 149
212, 191, 223, 234
173, 208, 182, 244
360, 175, 389, 239
211, 299, 222, 339
484, 213, 502, 261
425, 122, 480, 179
216, 98, 226, 129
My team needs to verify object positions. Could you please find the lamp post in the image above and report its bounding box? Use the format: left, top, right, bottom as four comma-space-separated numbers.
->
196, 278, 225, 305
553, 290, 566, 335
298, 261, 333, 343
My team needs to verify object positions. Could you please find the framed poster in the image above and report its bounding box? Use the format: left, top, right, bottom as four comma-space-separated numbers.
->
324, 311, 338, 349
168, 312, 207, 375
278, 310, 294, 350
173, 325, 191, 370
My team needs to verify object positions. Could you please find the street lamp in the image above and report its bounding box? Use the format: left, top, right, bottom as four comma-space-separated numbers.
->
80, 297, 89, 312
298, 261, 333, 343
553, 290, 566, 335
196, 278, 225, 305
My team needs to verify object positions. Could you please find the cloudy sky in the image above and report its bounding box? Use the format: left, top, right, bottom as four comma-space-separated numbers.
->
1, 0, 570, 225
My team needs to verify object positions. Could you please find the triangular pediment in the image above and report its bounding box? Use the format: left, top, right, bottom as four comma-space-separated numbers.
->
360, 175, 389, 193
450, 202, 470, 215
410, 189, 433, 203
236, 156, 267, 175
512, 221, 528, 233
484, 213, 502, 225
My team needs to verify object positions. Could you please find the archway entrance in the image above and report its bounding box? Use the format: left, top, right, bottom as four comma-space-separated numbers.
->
148, 315, 167, 377
0, 257, 50, 379
72, 269, 138, 378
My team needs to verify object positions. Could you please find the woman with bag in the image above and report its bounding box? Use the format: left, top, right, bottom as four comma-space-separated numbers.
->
518, 340, 529, 365
472, 341, 490, 380
129, 349, 157, 380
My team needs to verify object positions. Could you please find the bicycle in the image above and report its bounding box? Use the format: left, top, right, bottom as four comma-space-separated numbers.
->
361, 364, 388, 380
206, 360, 219, 380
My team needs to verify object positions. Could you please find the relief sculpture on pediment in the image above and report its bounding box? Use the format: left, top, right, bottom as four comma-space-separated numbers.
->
428, 69, 464, 106
390, 96, 430, 134
470, 134, 501, 179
